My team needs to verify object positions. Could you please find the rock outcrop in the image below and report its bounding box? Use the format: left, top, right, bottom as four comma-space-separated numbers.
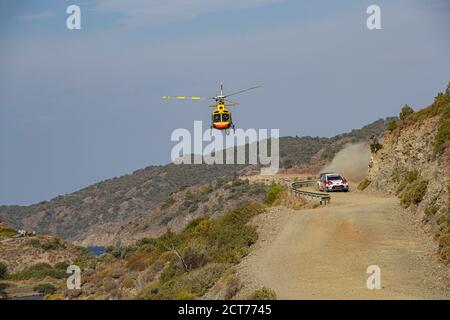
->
366, 84, 450, 262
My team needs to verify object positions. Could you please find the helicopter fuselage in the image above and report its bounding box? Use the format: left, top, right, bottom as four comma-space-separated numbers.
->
211, 103, 233, 130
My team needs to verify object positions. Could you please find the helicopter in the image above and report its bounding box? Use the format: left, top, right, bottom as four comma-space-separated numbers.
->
162, 83, 261, 133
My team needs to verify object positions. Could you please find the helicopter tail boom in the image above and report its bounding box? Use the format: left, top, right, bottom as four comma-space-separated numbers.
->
162, 96, 204, 100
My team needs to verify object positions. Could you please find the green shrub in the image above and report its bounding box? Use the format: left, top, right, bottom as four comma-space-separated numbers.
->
54, 261, 70, 270
0, 262, 7, 279
399, 104, 414, 121
139, 203, 266, 299
423, 205, 440, 223
400, 180, 428, 208
405, 170, 418, 183
33, 283, 57, 295
210, 204, 263, 263
448, 186, 450, 215
395, 180, 408, 196
181, 243, 209, 271
0, 228, 17, 238
148, 263, 227, 300
264, 183, 286, 205
438, 233, 450, 263
436, 214, 448, 226
75, 246, 90, 255
159, 261, 184, 284
8, 263, 66, 280
434, 120, 450, 153
41, 238, 65, 250
105, 246, 128, 259
408, 83, 449, 123
247, 287, 277, 300
387, 120, 398, 131
73, 255, 97, 270
174, 290, 195, 300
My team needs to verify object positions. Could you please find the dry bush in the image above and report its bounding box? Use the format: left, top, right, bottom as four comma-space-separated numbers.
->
224, 275, 241, 300
247, 287, 277, 300
279, 192, 307, 210
126, 252, 151, 272
423, 205, 440, 223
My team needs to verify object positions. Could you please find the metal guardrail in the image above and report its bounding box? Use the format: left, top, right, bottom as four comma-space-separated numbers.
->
290, 180, 331, 205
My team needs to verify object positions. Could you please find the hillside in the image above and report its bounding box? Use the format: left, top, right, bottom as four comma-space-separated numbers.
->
0, 118, 391, 245
365, 83, 450, 263
75, 177, 269, 246
59, 202, 270, 300
0, 221, 88, 299
0, 164, 248, 243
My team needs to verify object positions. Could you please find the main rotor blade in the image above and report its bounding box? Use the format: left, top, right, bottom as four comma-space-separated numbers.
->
162, 96, 205, 100
224, 99, 239, 106
224, 85, 261, 98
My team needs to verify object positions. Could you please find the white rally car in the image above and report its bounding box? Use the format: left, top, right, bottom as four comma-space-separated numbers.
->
317, 173, 349, 192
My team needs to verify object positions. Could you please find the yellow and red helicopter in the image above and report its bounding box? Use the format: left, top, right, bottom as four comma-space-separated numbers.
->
162, 83, 260, 133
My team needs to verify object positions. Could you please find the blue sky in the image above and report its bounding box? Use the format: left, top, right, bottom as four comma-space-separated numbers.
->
0, 0, 449, 204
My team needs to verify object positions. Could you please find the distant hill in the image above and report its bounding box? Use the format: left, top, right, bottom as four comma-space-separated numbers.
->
0, 164, 248, 242
0, 118, 392, 244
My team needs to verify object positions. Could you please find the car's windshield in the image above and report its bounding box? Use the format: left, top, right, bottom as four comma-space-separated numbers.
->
327, 175, 342, 180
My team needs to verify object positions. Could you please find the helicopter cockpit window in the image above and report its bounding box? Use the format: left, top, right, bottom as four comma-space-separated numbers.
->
213, 114, 221, 122
222, 114, 230, 122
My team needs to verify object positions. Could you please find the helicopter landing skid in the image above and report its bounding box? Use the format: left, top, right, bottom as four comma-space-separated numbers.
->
226, 124, 236, 135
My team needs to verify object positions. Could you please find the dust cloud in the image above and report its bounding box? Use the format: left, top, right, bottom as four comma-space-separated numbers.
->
321, 143, 370, 182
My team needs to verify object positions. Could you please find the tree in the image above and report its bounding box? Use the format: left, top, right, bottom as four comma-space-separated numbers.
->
399, 104, 414, 121
387, 120, 398, 131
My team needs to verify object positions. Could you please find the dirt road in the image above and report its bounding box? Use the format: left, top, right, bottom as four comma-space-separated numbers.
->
237, 188, 450, 299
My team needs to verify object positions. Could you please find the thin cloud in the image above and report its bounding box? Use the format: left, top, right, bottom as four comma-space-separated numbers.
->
95, 0, 284, 27
18, 11, 54, 21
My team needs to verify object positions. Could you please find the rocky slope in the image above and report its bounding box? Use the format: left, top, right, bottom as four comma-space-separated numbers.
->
365, 83, 450, 263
